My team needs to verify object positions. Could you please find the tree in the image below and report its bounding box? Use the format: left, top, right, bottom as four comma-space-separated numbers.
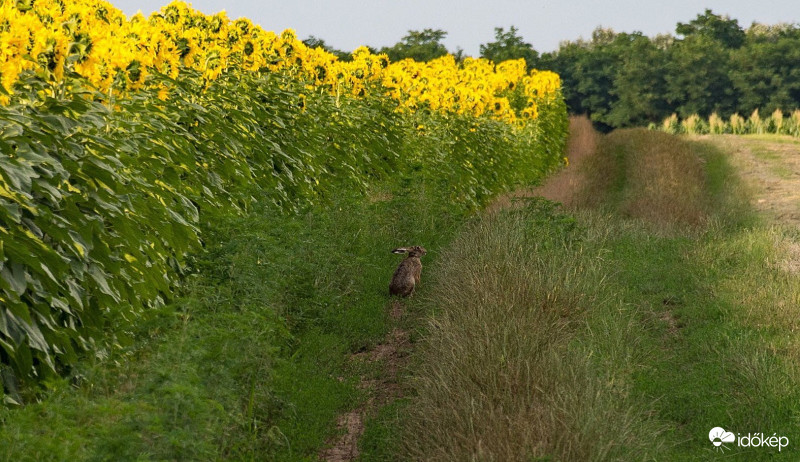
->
539, 28, 630, 129
666, 11, 743, 118
607, 34, 670, 127
479, 26, 538, 69
380, 29, 449, 62
664, 34, 738, 117
302, 35, 351, 61
535, 12, 800, 128
676, 9, 745, 48
730, 26, 800, 114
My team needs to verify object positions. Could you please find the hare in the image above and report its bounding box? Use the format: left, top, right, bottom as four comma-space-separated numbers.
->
389, 246, 427, 297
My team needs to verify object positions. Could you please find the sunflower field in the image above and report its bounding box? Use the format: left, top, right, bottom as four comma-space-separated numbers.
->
0, 0, 560, 121
0, 0, 567, 391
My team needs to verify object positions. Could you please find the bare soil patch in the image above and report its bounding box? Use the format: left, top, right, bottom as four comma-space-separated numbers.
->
488, 115, 599, 213
534, 115, 600, 206
319, 301, 410, 462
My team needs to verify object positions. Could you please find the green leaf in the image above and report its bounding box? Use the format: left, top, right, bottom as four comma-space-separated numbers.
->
1, 263, 26, 297
87, 265, 120, 302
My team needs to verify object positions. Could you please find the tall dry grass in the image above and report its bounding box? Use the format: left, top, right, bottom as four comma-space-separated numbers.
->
568, 123, 623, 210
621, 129, 708, 229
565, 115, 601, 165
401, 205, 664, 461
575, 129, 709, 231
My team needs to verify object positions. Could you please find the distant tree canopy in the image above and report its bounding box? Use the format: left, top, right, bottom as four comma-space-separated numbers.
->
302, 35, 352, 61
479, 26, 539, 70
539, 10, 800, 129
676, 9, 746, 48
379, 29, 450, 62
306, 10, 800, 129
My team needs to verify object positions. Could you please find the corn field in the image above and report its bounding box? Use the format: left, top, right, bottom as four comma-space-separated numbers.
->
655, 109, 800, 136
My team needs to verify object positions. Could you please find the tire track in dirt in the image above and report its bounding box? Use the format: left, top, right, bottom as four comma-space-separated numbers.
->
319, 301, 410, 462
700, 135, 800, 276
487, 115, 600, 213
701, 135, 800, 227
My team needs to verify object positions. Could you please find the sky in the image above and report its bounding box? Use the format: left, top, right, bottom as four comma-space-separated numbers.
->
112, 0, 800, 55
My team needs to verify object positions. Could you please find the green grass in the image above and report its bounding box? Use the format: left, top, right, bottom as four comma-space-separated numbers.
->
398, 129, 800, 460
4, 121, 798, 461
610, 226, 800, 460
596, 135, 800, 460
742, 134, 800, 144
746, 145, 796, 179
358, 398, 409, 461
0, 179, 465, 461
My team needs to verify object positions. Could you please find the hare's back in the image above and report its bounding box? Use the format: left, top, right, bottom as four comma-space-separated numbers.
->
390, 260, 417, 296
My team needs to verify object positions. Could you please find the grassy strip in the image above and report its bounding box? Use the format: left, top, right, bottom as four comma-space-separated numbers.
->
0, 180, 466, 460
624, 139, 800, 460
400, 129, 800, 460
400, 201, 666, 461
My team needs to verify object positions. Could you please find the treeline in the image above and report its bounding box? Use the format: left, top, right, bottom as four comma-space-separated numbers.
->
540, 10, 800, 130
310, 10, 800, 130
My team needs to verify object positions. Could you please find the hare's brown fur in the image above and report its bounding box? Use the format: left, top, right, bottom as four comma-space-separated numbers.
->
389, 246, 427, 297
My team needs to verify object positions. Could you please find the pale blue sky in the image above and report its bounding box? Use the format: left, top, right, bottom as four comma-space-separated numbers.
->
113, 0, 800, 55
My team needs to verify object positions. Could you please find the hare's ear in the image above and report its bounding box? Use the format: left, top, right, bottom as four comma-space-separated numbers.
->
391, 248, 409, 254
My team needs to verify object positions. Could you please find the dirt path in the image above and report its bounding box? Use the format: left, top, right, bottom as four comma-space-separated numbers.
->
321, 116, 600, 462
319, 301, 410, 461
488, 116, 600, 213
700, 135, 800, 227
